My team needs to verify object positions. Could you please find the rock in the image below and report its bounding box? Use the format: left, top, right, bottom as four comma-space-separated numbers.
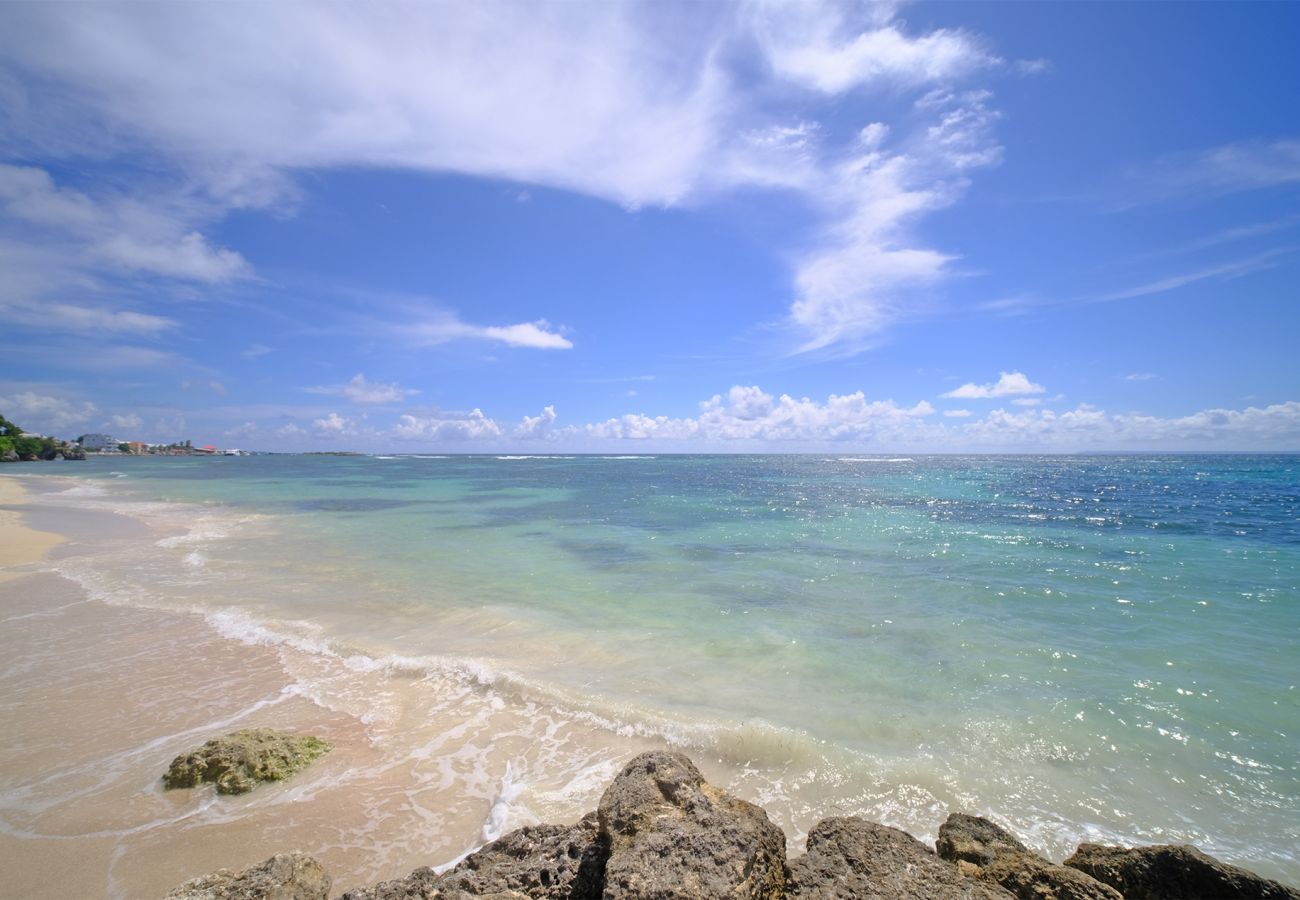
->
936, 813, 1120, 900
437, 812, 608, 899
164, 851, 330, 900
981, 853, 1123, 900
1065, 843, 1300, 899
937, 813, 1032, 867
786, 816, 1014, 899
163, 728, 332, 795
338, 866, 442, 900
597, 750, 785, 900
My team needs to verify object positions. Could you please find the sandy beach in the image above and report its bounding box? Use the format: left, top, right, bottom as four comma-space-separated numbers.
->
0, 474, 658, 898
0, 478, 65, 579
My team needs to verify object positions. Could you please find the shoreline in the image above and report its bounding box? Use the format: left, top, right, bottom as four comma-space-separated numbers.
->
2, 469, 1297, 896
0, 476, 66, 580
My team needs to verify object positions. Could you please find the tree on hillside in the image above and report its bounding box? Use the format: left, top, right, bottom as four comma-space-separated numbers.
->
0, 414, 23, 437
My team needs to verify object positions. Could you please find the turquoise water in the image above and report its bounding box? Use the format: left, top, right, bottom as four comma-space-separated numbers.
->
33, 454, 1300, 879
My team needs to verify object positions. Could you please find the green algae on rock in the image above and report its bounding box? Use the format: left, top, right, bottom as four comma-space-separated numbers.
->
163, 728, 332, 795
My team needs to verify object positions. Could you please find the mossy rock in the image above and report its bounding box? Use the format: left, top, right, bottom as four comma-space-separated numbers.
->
163, 728, 332, 795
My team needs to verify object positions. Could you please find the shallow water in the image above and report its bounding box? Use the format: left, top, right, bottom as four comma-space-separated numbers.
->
2, 454, 1297, 892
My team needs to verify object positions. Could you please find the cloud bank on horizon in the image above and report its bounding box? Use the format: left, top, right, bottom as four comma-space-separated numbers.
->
0, 0, 1297, 450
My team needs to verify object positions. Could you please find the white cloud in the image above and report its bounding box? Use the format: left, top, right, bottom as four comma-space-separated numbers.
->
312, 411, 357, 438
107, 413, 142, 431
576, 389, 1300, 450
517, 405, 558, 439
585, 384, 935, 443
402, 312, 573, 350
307, 373, 419, 406
1125, 373, 1158, 382
0, 2, 1011, 355
392, 408, 503, 442
0, 391, 97, 432
0, 163, 249, 284
0, 298, 176, 336
942, 371, 1045, 399
480, 322, 574, 350
225, 421, 257, 439
99, 231, 248, 282
787, 89, 1002, 353
752, 0, 994, 94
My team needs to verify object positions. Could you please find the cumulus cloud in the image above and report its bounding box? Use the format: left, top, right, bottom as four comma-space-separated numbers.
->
237, 387, 1300, 452
392, 408, 503, 442
942, 371, 1045, 399
311, 411, 357, 438
0, 391, 97, 431
307, 373, 419, 406
585, 384, 935, 443
517, 405, 558, 438
577, 390, 1300, 451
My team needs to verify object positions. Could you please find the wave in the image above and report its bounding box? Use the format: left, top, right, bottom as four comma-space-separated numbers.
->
496, 456, 577, 460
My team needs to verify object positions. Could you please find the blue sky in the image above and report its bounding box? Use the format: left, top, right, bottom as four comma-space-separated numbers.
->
1, 0, 1297, 451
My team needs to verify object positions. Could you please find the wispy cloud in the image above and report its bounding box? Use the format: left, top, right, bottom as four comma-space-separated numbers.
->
306, 373, 419, 406
786, 89, 1003, 354
0, 163, 250, 283
1095, 250, 1289, 302
941, 371, 1045, 399
402, 312, 573, 350
0, 298, 177, 336
1140, 139, 1300, 202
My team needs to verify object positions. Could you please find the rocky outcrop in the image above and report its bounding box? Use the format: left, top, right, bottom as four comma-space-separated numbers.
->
937, 813, 1121, 900
1065, 843, 1300, 899
162, 728, 332, 795
436, 813, 606, 899
787, 816, 1013, 899
167, 751, 1300, 900
597, 751, 785, 900
164, 851, 330, 900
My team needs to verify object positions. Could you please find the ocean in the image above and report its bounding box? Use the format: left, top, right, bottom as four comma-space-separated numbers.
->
3, 453, 1297, 893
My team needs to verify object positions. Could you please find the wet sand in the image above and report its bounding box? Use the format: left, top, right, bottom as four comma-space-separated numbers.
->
0, 477, 65, 579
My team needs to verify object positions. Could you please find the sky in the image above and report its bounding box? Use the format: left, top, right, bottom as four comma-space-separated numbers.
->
1, 0, 1298, 452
